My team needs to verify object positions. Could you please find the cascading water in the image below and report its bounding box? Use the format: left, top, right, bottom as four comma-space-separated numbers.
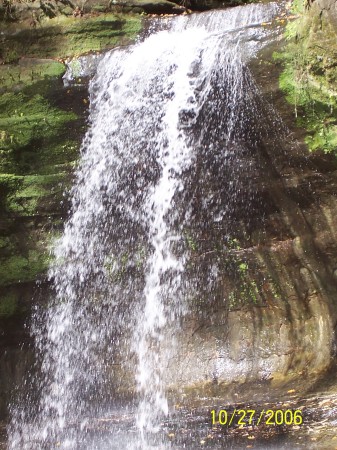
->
9, 2, 285, 449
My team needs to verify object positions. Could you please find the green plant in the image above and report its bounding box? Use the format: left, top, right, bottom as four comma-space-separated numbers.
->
275, 4, 337, 154
184, 231, 197, 252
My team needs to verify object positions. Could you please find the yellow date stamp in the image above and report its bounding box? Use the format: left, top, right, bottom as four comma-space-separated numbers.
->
211, 409, 303, 428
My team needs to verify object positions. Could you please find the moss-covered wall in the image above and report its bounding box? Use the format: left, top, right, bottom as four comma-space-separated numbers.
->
276, 0, 337, 154
0, 13, 142, 319
0, 60, 77, 318
1, 13, 142, 63
0, 9, 143, 419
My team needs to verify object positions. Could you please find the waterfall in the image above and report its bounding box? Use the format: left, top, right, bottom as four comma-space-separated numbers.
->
9, 2, 283, 449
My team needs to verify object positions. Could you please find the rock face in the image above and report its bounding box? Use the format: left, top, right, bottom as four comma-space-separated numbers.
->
0, 0, 253, 21
109, 0, 186, 14
166, 1, 337, 397
106, 128, 337, 401
165, 142, 337, 400
316, 0, 337, 26
0, 13, 142, 418
159, 12, 337, 398
100, 10, 337, 402
2, 0, 337, 418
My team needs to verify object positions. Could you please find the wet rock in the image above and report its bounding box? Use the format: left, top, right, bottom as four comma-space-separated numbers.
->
0, 12, 142, 419
109, 0, 186, 14
2, 0, 337, 418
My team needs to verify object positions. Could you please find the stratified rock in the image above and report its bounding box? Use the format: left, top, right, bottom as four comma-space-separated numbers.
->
109, 0, 186, 14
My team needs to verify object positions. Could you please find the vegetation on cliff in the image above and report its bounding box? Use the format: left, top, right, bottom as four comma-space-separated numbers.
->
0, 60, 79, 316
0, 13, 142, 316
1, 13, 142, 63
276, 0, 337, 154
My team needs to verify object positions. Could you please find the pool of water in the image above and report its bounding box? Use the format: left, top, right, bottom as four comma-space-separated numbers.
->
3, 387, 337, 449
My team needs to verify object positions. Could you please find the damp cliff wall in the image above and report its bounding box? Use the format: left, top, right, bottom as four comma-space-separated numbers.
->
2, 0, 337, 418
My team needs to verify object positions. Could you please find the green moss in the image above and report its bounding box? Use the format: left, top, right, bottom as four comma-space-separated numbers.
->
184, 230, 198, 252
0, 92, 77, 175
277, 5, 337, 154
0, 238, 10, 249
0, 60, 65, 92
0, 59, 78, 287
290, 0, 305, 16
227, 270, 281, 310
227, 238, 241, 250
238, 262, 248, 273
2, 14, 142, 62
220, 237, 282, 309
0, 293, 18, 316
269, 279, 281, 300
0, 12, 143, 291
4, 174, 66, 215
67, 59, 82, 78
236, 263, 260, 306
278, 61, 337, 153
92, 4, 108, 12
0, 174, 24, 211
0, 251, 49, 287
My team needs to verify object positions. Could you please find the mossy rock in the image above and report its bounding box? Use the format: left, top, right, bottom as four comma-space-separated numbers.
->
111, 0, 185, 14
0, 59, 65, 92
1, 14, 142, 63
276, 0, 337, 155
0, 10, 143, 297
0, 252, 49, 287
0, 293, 18, 317
0, 59, 79, 293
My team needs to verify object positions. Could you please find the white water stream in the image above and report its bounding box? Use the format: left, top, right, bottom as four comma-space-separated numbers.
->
9, 3, 283, 449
